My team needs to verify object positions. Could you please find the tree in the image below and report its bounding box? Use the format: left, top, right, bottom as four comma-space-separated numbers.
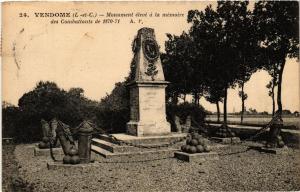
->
188, 2, 253, 137
2, 102, 20, 138
162, 32, 198, 104
97, 81, 130, 133
266, 78, 278, 116
204, 83, 224, 123
16, 81, 99, 142
238, 89, 248, 123
235, 10, 259, 124
254, 1, 299, 147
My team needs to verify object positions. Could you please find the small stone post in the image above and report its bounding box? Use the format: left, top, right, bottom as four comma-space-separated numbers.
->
78, 121, 94, 164
174, 116, 182, 133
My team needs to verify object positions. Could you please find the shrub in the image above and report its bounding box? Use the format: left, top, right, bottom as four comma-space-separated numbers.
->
166, 102, 207, 131
2, 105, 20, 138
4, 81, 100, 143
95, 81, 130, 133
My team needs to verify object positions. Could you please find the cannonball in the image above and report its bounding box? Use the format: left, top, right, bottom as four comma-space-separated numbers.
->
193, 134, 201, 140
204, 145, 211, 152
278, 141, 285, 148
191, 139, 198, 146
186, 138, 192, 145
277, 135, 283, 141
70, 155, 80, 164
69, 147, 78, 156
181, 145, 187, 152
192, 132, 199, 138
202, 139, 208, 145
63, 155, 71, 164
42, 137, 50, 143
197, 138, 204, 145
196, 145, 204, 153
38, 142, 47, 149
189, 146, 197, 154
186, 145, 192, 153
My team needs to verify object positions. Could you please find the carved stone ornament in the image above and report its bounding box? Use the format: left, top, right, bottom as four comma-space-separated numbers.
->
142, 38, 159, 62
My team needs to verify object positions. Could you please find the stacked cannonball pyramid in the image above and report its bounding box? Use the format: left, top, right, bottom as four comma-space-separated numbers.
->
181, 133, 211, 154
63, 146, 80, 164
215, 125, 235, 138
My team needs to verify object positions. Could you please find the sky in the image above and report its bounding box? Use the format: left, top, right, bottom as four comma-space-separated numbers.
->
2, 1, 299, 113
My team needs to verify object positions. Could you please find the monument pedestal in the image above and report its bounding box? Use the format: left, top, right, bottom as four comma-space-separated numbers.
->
126, 81, 171, 136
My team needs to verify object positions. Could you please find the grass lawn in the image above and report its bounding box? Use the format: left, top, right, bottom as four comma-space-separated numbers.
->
206, 115, 300, 129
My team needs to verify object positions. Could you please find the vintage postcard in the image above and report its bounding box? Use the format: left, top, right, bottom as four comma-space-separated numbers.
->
2, 1, 299, 191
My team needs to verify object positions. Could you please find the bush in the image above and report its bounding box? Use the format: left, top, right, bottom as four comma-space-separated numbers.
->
166, 102, 207, 131
2, 106, 20, 138
95, 81, 130, 133
4, 81, 100, 143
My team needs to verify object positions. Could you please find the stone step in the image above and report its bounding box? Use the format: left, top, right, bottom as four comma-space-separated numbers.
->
97, 134, 117, 144
91, 145, 113, 158
91, 138, 135, 153
97, 133, 187, 145
91, 145, 179, 161
92, 137, 183, 153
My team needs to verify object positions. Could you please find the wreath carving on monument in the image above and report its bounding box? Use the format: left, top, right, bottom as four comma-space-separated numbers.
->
143, 38, 159, 80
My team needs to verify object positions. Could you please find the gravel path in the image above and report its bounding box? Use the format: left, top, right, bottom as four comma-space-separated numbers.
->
2, 144, 18, 192
10, 142, 300, 191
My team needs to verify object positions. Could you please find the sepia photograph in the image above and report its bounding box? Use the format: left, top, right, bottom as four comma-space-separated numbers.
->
1, 1, 300, 191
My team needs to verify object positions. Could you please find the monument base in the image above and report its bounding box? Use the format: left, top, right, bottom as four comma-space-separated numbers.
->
91, 133, 186, 161
126, 81, 171, 136
127, 121, 171, 136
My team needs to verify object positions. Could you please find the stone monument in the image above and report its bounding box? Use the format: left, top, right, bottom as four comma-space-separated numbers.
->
91, 28, 186, 160
126, 27, 171, 136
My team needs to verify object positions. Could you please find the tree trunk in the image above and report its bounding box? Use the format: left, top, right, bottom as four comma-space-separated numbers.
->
268, 61, 285, 147
277, 62, 285, 120
240, 82, 244, 124
172, 92, 179, 105
193, 92, 199, 105
216, 101, 220, 123
271, 82, 275, 117
183, 94, 186, 102
223, 88, 228, 126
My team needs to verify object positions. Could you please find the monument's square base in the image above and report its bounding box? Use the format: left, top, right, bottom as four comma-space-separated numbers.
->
126, 81, 171, 137
91, 133, 187, 161
127, 121, 171, 136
